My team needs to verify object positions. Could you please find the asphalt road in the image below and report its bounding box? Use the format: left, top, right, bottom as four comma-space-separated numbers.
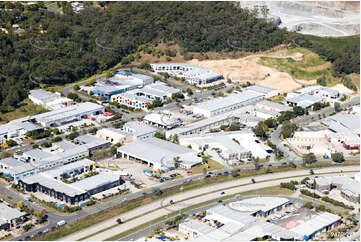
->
60, 166, 358, 241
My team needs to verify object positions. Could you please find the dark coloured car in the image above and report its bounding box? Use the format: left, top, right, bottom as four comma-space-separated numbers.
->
218, 200, 223, 203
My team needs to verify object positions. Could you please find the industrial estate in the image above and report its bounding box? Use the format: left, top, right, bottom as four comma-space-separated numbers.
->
0, 1, 359, 242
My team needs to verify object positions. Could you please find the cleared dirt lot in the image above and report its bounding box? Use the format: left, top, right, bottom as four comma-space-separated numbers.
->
188, 50, 303, 93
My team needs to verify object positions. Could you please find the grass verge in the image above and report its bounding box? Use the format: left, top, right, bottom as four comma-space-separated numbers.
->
33, 162, 358, 241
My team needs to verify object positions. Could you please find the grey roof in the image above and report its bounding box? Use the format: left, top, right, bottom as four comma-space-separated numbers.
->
54, 141, 76, 151
180, 219, 216, 235
166, 113, 235, 137
296, 85, 339, 96
33, 102, 104, 124
29, 89, 60, 102
0, 157, 35, 175
23, 149, 50, 160
220, 221, 243, 235
146, 82, 179, 94
75, 134, 109, 146
118, 92, 152, 102
123, 121, 157, 137
207, 205, 258, 226
244, 85, 277, 95
43, 158, 94, 178
151, 63, 223, 82
255, 108, 279, 116
20, 173, 85, 197
94, 85, 130, 93
192, 91, 263, 113
342, 180, 360, 196
0, 203, 25, 221
117, 137, 199, 165
287, 93, 323, 108
322, 113, 360, 135
71, 172, 120, 191
291, 212, 341, 237
256, 100, 292, 112
0, 119, 41, 135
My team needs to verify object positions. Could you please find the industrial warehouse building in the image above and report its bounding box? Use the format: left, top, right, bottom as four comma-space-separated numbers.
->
121, 121, 157, 140
322, 113, 360, 150
143, 112, 182, 130
151, 63, 224, 86
0, 157, 36, 181
93, 71, 154, 100
179, 199, 341, 241
96, 128, 133, 144
255, 100, 292, 119
179, 132, 253, 162
229, 197, 291, 217
131, 82, 180, 101
117, 137, 202, 170
18, 171, 123, 205
290, 212, 341, 240
165, 114, 235, 139
0, 118, 42, 144
243, 85, 278, 98
306, 175, 360, 203
22, 137, 109, 172
44, 158, 95, 180
31, 102, 105, 127
29, 89, 73, 110
286, 85, 339, 108
191, 91, 264, 118
173, 129, 269, 159
111, 91, 153, 111
0, 203, 26, 231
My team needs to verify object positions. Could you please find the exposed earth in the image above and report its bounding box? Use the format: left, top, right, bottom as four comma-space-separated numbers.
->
238, 1, 360, 37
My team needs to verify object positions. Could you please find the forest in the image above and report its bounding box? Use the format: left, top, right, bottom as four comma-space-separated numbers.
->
0, 1, 359, 113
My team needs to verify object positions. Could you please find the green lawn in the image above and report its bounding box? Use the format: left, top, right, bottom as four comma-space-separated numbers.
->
0, 99, 48, 124
258, 47, 333, 80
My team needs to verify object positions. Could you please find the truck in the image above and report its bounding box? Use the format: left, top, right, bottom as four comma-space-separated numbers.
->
56, 220, 66, 227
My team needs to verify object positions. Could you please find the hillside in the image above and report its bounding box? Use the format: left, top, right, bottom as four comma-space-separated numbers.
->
0, 1, 286, 113
0, 1, 359, 114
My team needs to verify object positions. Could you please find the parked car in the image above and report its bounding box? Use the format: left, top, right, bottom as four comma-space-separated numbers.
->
218, 200, 223, 203
220, 192, 225, 195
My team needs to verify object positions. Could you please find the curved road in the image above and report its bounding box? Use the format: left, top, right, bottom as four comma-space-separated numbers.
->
60, 165, 359, 241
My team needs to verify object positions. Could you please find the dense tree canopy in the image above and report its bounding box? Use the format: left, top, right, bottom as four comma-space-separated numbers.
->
0, 2, 287, 112
0, 2, 358, 113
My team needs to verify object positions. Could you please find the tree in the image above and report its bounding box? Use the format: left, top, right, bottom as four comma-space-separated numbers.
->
51, 136, 62, 143
252, 122, 267, 139
316, 74, 327, 86
303, 153, 317, 165
331, 152, 344, 163
67, 92, 79, 101
264, 118, 277, 129
171, 92, 184, 100
105, 72, 113, 78
6, 139, 17, 148
281, 121, 297, 139
154, 132, 165, 140
73, 85, 80, 91
186, 88, 193, 96
334, 102, 342, 112
116, 218, 122, 224
253, 157, 260, 170
35, 210, 45, 220
303, 202, 313, 209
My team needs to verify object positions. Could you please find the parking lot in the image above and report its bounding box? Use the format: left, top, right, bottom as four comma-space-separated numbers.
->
97, 158, 190, 188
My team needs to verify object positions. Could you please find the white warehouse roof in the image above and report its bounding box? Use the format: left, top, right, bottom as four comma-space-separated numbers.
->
229, 197, 290, 213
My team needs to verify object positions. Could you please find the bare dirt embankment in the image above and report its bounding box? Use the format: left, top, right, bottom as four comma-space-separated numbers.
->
188, 49, 303, 93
